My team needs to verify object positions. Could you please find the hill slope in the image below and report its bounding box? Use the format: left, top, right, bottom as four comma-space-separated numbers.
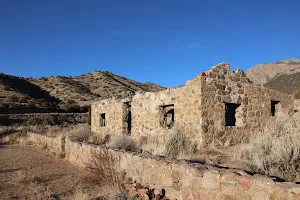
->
264, 72, 300, 94
0, 71, 165, 112
0, 73, 59, 111
246, 58, 300, 85
29, 71, 165, 108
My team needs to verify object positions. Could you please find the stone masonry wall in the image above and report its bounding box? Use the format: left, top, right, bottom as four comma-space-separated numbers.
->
200, 63, 292, 141
27, 132, 300, 200
92, 77, 204, 145
91, 98, 131, 135
91, 62, 293, 146
27, 132, 65, 155
131, 77, 202, 143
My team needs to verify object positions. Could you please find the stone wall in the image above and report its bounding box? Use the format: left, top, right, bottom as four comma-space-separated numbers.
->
91, 62, 293, 146
91, 77, 204, 145
91, 98, 132, 135
200, 63, 292, 142
26, 132, 300, 200
27, 133, 65, 155
131, 77, 202, 143
0, 113, 87, 126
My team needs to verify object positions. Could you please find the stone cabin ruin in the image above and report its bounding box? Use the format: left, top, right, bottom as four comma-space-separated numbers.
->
91, 63, 293, 146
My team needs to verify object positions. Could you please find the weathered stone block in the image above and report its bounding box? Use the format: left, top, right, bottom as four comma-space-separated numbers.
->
201, 170, 220, 190
295, 100, 300, 112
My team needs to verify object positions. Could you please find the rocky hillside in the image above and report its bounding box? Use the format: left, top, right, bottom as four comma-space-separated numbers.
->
264, 72, 300, 94
0, 71, 165, 113
0, 73, 59, 112
246, 58, 300, 85
30, 71, 165, 107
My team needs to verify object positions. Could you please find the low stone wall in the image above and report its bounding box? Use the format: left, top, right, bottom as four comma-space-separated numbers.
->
0, 113, 87, 126
27, 133, 65, 155
27, 133, 300, 200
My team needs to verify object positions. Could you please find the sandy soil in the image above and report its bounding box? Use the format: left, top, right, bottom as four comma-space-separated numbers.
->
0, 143, 91, 200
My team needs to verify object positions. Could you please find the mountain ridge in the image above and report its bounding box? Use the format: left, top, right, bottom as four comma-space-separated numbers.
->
0, 71, 165, 112
246, 58, 300, 85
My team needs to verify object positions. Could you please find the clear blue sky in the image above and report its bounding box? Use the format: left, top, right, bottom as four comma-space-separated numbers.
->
0, 0, 299, 87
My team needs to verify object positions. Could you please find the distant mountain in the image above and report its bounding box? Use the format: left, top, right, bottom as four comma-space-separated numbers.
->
246, 58, 300, 85
275, 58, 300, 65
0, 71, 165, 113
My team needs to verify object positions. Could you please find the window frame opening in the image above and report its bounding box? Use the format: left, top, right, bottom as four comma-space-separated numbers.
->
159, 104, 175, 129
99, 113, 106, 127
123, 102, 132, 135
225, 103, 241, 127
271, 100, 280, 116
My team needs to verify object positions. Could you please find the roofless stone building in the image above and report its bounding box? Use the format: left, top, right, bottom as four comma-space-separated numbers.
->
91, 63, 292, 146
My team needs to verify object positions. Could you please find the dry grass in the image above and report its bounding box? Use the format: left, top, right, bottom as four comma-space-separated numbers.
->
294, 90, 300, 99
1, 124, 91, 145
140, 134, 168, 156
0, 125, 46, 144
45, 124, 92, 142
242, 112, 300, 181
87, 133, 104, 145
84, 150, 127, 199
164, 129, 197, 159
139, 126, 199, 160
106, 134, 140, 152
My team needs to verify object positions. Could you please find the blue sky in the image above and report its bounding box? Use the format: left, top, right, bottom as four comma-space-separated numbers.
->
0, 0, 299, 87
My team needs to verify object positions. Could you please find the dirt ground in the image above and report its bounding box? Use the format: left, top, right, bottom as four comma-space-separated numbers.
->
0, 143, 91, 200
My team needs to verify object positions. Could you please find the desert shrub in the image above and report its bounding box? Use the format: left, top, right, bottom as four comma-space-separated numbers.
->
140, 135, 168, 156
141, 126, 198, 159
0, 102, 9, 109
165, 130, 190, 158
294, 91, 300, 99
9, 95, 19, 102
87, 133, 104, 145
64, 124, 92, 142
3, 86, 10, 91
27, 101, 36, 108
9, 102, 20, 109
84, 150, 126, 198
66, 104, 82, 113
45, 124, 91, 141
244, 112, 300, 181
106, 135, 140, 152
25, 115, 59, 126
0, 115, 24, 126
67, 99, 76, 104
0, 126, 46, 144
19, 96, 29, 103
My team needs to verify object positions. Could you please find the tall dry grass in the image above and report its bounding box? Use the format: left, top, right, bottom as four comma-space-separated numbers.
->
0, 125, 47, 144
243, 112, 300, 181
45, 124, 92, 142
140, 126, 198, 159
84, 150, 127, 199
106, 134, 139, 152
